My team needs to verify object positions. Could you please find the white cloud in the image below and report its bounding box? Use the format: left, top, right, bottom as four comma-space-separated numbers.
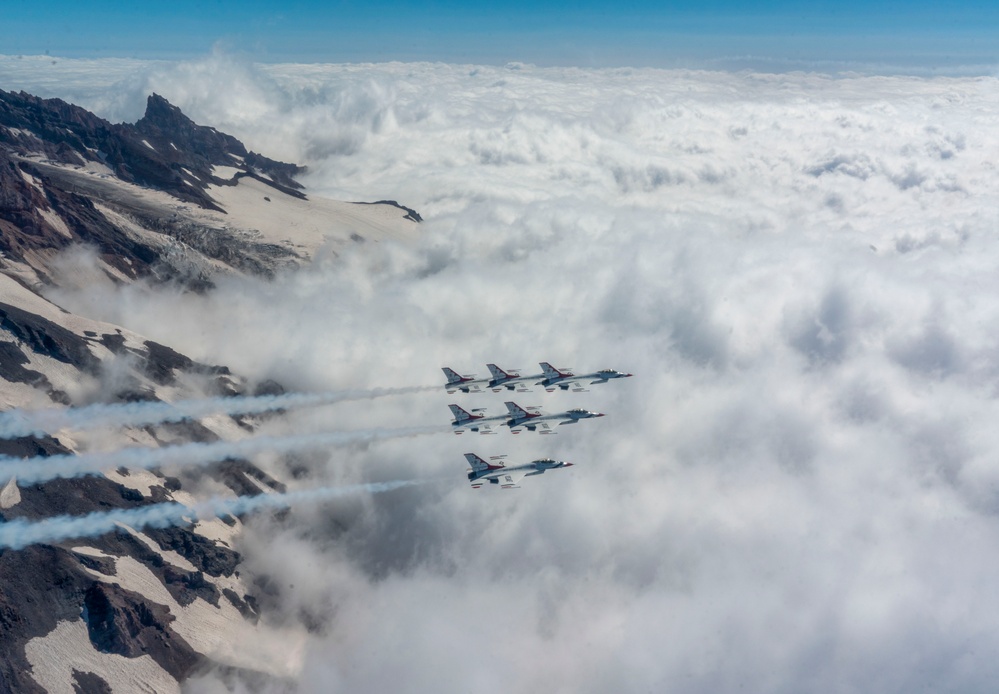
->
11, 54, 999, 691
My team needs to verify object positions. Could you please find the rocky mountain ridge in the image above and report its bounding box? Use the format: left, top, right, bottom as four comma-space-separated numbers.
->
0, 90, 417, 692
0, 89, 420, 291
0, 268, 283, 693
0, 90, 304, 211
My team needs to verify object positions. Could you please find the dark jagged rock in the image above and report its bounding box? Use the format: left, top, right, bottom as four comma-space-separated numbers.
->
141, 339, 193, 385
119, 486, 143, 503
135, 94, 305, 195
211, 458, 286, 498
212, 459, 267, 498
139, 339, 233, 390
98, 332, 126, 354
72, 670, 112, 694
76, 553, 117, 577
5, 476, 144, 524
87, 533, 229, 608
144, 526, 241, 579
161, 567, 221, 607
0, 301, 100, 372
146, 418, 220, 445
0, 148, 49, 232
0, 433, 240, 611
23, 160, 163, 276
83, 582, 201, 680
0, 546, 93, 694
0, 90, 315, 288
0, 88, 421, 297
146, 484, 173, 504
354, 199, 423, 223
0, 434, 71, 464
0, 304, 96, 403
0, 340, 52, 392
253, 379, 286, 397
222, 588, 259, 624
241, 463, 287, 494
0, 149, 164, 283
0, 90, 304, 212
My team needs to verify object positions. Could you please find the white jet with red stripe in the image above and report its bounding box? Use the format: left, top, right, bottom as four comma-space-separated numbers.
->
442, 367, 491, 394
503, 401, 605, 434
465, 453, 574, 489
485, 363, 544, 392
537, 362, 633, 392
449, 404, 509, 434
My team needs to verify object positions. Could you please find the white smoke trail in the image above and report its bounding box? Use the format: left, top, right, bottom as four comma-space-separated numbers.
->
0, 425, 450, 485
0, 385, 438, 440
0, 479, 427, 550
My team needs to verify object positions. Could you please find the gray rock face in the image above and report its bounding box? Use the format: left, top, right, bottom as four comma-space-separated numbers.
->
0, 301, 100, 372
0, 545, 91, 694
83, 581, 202, 680
0, 91, 308, 287
0, 90, 304, 211
0, 91, 312, 692
71, 670, 112, 694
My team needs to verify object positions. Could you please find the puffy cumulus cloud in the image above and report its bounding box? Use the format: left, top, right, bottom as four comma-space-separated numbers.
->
27, 56, 999, 691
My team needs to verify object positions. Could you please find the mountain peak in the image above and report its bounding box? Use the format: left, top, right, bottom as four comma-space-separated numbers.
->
135, 92, 247, 162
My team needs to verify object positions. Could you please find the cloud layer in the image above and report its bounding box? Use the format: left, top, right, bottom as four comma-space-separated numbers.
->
7, 55, 999, 691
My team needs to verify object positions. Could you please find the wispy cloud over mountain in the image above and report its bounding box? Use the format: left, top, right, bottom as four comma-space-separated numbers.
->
8, 54, 999, 691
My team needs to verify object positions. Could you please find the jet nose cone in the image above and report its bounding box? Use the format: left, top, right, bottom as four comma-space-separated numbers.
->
623, 373, 633, 377
594, 412, 606, 417
563, 462, 574, 467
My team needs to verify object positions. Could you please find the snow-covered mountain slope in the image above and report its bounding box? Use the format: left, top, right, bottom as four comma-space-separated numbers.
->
0, 89, 420, 290
0, 89, 420, 693
0, 257, 294, 693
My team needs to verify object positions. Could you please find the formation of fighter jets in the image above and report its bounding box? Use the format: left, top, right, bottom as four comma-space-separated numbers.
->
444, 363, 631, 489
444, 363, 632, 394
449, 402, 605, 435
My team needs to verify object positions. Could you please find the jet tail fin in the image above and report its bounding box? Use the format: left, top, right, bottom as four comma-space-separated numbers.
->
442, 367, 466, 384
504, 401, 536, 419
449, 404, 475, 422
487, 363, 519, 380
540, 362, 570, 379
464, 453, 505, 472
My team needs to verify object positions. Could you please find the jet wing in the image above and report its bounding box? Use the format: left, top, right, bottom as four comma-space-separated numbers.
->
498, 470, 528, 489
511, 421, 553, 434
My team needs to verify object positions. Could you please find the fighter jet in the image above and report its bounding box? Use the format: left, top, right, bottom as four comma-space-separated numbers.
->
537, 362, 633, 392
465, 453, 574, 489
485, 364, 543, 392
442, 367, 490, 394
449, 404, 509, 435
503, 401, 605, 434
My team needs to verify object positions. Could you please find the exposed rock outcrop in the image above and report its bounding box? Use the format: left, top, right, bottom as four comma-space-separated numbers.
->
0, 87, 421, 692
0, 90, 304, 211
83, 582, 201, 679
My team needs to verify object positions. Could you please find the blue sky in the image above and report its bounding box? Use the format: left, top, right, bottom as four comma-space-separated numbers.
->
2, 0, 998, 70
